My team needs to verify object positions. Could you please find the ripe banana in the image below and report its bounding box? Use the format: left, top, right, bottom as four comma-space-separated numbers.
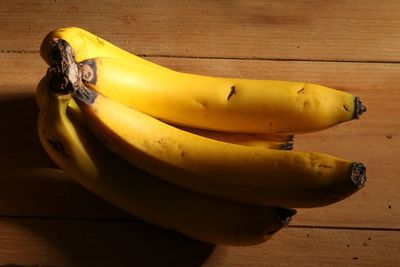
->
73, 84, 366, 208
41, 36, 366, 134
41, 35, 366, 134
37, 77, 296, 246
40, 27, 168, 70
39, 28, 295, 148
36, 76, 292, 150
179, 126, 293, 150
79, 55, 366, 134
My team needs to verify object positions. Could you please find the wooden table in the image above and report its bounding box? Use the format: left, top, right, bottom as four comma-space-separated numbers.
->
0, 1, 399, 266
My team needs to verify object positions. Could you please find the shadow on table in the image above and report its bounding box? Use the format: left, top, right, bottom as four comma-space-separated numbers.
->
0, 93, 56, 169
6, 217, 215, 267
0, 94, 215, 267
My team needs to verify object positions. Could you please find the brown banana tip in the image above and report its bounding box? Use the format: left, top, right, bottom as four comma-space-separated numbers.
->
281, 142, 294, 150
277, 208, 297, 226
351, 162, 367, 188
355, 96, 367, 119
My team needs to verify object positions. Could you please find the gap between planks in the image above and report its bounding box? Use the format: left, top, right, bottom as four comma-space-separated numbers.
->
0, 215, 399, 232
0, 217, 398, 267
3, 50, 400, 64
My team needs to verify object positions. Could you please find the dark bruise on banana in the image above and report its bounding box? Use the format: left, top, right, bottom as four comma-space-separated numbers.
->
46, 137, 70, 159
227, 85, 236, 101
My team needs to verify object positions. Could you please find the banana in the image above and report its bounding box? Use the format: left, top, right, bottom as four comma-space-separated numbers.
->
73, 84, 366, 208
46, 37, 366, 208
37, 76, 292, 150
37, 77, 296, 246
41, 30, 366, 134
178, 126, 293, 150
79, 56, 366, 134
35, 76, 47, 109
38, 33, 294, 149
40, 27, 168, 70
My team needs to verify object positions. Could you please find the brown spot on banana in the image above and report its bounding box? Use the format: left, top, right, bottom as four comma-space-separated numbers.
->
303, 100, 309, 109
280, 142, 294, 150
96, 37, 105, 45
227, 85, 236, 100
297, 87, 305, 94
46, 137, 70, 159
318, 163, 333, 169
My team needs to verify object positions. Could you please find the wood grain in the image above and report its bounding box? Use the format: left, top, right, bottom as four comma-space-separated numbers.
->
1, 0, 400, 62
0, 218, 398, 267
0, 217, 214, 267
1, 1, 399, 265
205, 227, 400, 266
0, 53, 398, 229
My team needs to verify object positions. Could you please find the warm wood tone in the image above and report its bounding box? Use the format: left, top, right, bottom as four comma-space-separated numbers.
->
1, 0, 399, 266
1, 1, 400, 62
0, 218, 398, 267
0, 218, 214, 267
205, 227, 400, 266
1, 53, 398, 229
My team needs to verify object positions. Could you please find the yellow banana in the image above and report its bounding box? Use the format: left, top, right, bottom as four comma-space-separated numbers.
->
41, 30, 366, 134
39, 35, 294, 145
178, 126, 293, 150
37, 78, 295, 246
40, 27, 168, 70
36, 76, 292, 150
79, 56, 366, 134
73, 85, 366, 208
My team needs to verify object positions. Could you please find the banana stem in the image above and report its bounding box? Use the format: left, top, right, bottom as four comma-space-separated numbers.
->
277, 208, 297, 226
264, 208, 296, 235
354, 96, 367, 119
351, 162, 367, 188
46, 38, 87, 97
281, 142, 294, 150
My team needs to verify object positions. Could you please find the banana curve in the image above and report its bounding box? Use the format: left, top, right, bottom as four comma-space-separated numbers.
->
74, 87, 366, 208
37, 79, 295, 246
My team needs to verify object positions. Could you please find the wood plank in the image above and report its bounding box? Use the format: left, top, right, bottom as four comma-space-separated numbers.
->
153, 56, 400, 228
0, 53, 398, 229
0, 217, 214, 267
0, 167, 132, 220
204, 227, 400, 267
0, 218, 398, 267
1, 0, 400, 62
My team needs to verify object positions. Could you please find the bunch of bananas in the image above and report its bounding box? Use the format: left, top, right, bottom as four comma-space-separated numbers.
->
37, 27, 367, 246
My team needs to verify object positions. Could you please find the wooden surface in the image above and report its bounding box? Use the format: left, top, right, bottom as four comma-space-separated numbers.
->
0, 0, 399, 266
